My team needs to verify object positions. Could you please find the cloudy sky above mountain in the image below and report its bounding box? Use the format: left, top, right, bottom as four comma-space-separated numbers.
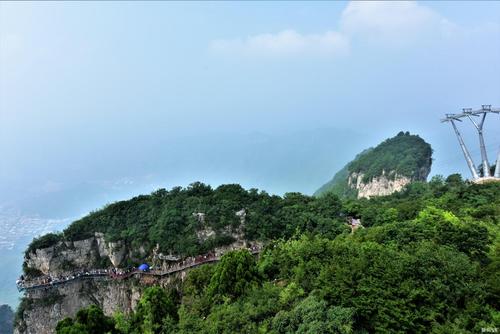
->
1, 1, 500, 220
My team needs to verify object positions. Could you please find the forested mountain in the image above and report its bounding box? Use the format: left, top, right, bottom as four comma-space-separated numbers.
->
24, 131, 432, 268
32, 175, 499, 334
315, 132, 433, 198
25, 183, 346, 267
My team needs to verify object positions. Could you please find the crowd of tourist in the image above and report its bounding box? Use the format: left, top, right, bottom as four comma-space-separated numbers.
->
16, 269, 109, 291
17, 244, 262, 292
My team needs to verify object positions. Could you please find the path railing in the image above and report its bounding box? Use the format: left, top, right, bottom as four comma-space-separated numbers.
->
17, 246, 261, 292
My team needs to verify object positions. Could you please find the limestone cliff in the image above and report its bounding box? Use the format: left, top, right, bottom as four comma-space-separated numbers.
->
15, 279, 142, 334
348, 171, 415, 199
15, 214, 254, 334
23, 233, 133, 277
16, 233, 144, 334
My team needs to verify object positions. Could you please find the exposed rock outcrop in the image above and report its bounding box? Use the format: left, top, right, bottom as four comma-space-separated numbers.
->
16, 239, 257, 334
15, 279, 142, 334
17, 213, 256, 334
347, 168, 430, 199
24, 233, 131, 277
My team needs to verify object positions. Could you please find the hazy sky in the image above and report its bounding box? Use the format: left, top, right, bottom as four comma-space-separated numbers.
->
1, 1, 500, 219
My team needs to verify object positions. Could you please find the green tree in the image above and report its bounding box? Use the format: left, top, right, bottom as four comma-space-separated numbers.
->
56, 305, 118, 334
207, 250, 260, 301
129, 286, 179, 334
272, 295, 355, 334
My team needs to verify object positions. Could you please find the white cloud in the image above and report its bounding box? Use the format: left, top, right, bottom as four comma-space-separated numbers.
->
210, 29, 350, 58
340, 1, 458, 44
209, 1, 497, 58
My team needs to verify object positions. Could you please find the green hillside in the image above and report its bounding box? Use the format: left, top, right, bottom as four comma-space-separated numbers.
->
21, 133, 500, 334
313, 150, 370, 198
315, 131, 432, 197
25, 183, 347, 266
50, 176, 500, 334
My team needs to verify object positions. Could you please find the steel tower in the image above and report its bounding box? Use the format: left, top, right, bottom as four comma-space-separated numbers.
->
442, 105, 499, 181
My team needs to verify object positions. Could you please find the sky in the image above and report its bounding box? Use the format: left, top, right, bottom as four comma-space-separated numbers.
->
0, 0, 500, 241
1, 0, 500, 213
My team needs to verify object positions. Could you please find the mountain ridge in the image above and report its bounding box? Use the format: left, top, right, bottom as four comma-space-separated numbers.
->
315, 131, 432, 198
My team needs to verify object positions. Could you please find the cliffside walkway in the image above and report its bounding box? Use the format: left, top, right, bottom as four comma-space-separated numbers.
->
17, 246, 261, 292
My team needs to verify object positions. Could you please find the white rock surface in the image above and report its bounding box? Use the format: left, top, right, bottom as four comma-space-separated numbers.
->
25, 233, 126, 276
348, 167, 430, 199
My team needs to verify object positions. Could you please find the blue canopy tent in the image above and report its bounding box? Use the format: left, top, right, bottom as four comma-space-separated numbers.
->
138, 263, 150, 272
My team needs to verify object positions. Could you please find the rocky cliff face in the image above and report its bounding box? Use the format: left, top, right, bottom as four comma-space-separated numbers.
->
15, 279, 142, 334
16, 233, 141, 334
348, 172, 411, 199
16, 218, 252, 334
15, 267, 204, 334
17, 248, 200, 334
24, 232, 142, 277
348, 166, 430, 199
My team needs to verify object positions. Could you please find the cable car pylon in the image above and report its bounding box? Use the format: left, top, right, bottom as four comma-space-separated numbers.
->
442, 105, 500, 182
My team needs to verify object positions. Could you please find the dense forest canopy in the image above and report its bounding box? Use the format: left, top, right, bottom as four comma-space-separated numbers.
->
26, 132, 434, 261
315, 132, 433, 197
348, 131, 432, 181
29, 175, 500, 333
25, 182, 347, 260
